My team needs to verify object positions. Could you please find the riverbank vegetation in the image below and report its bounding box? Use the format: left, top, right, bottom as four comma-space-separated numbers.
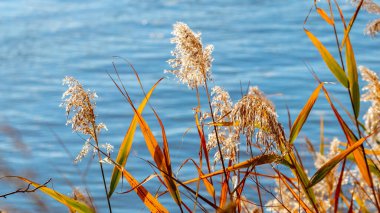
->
1, 0, 380, 212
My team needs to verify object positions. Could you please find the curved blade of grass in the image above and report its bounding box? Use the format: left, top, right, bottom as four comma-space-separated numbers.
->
289, 83, 323, 144
108, 79, 161, 197
317, 8, 334, 25
182, 154, 280, 185
309, 136, 366, 187
133, 109, 182, 206
305, 29, 348, 88
340, 0, 363, 49
346, 154, 380, 179
345, 37, 360, 118
119, 169, 168, 213
12, 176, 95, 213
322, 86, 372, 186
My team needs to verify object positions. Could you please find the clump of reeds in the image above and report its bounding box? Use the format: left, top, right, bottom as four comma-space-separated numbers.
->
3, 0, 380, 212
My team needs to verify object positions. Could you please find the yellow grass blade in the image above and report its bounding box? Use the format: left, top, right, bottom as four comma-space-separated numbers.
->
345, 37, 360, 118
109, 79, 161, 197
305, 29, 348, 87
309, 136, 366, 187
12, 176, 95, 213
317, 8, 334, 25
119, 169, 168, 213
289, 83, 323, 144
133, 110, 182, 206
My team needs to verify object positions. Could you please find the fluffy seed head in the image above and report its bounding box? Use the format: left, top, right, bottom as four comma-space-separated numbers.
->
166, 22, 214, 89
364, 19, 380, 37
232, 87, 285, 149
360, 66, 380, 144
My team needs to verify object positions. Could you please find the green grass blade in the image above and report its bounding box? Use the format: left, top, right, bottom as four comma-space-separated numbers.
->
345, 37, 360, 118
309, 136, 366, 187
305, 29, 348, 88
108, 80, 161, 197
289, 83, 323, 144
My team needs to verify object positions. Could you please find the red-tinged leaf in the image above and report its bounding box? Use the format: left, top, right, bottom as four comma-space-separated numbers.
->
289, 83, 324, 144
219, 177, 229, 208
345, 37, 360, 118
109, 79, 161, 197
11, 176, 95, 213
305, 29, 348, 88
120, 169, 168, 213
322, 86, 372, 186
309, 136, 367, 187
317, 8, 334, 25
195, 113, 212, 174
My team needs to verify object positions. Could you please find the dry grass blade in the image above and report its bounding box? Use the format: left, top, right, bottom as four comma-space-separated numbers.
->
308, 136, 367, 187
119, 169, 168, 213
289, 83, 324, 144
317, 8, 334, 25
345, 36, 360, 118
133, 108, 182, 206
109, 79, 162, 197
304, 29, 348, 88
182, 154, 281, 184
9, 176, 95, 213
322, 85, 373, 187
275, 171, 313, 213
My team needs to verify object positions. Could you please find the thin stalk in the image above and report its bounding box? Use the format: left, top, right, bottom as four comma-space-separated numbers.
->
92, 122, 112, 213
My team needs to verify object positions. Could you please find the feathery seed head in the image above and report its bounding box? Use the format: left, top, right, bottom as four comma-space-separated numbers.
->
360, 66, 380, 143
61, 76, 107, 163
61, 76, 107, 138
232, 87, 285, 149
166, 22, 213, 89
364, 19, 380, 37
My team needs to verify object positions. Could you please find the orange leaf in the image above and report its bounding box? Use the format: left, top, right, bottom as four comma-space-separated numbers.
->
317, 8, 334, 25
120, 169, 168, 213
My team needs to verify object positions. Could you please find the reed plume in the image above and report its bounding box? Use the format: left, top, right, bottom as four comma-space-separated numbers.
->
61, 76, 107, 162
365, 19, 380, 37
352, 0, 380, 14
232, 86, 285, 150
166, 22, 214, 89
360, 66, 380, 145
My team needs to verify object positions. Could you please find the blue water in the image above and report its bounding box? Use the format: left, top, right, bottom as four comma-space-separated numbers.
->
0, 0, 379, 212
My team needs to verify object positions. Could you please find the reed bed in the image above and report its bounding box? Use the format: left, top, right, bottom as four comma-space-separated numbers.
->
1, 0, 380, 212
